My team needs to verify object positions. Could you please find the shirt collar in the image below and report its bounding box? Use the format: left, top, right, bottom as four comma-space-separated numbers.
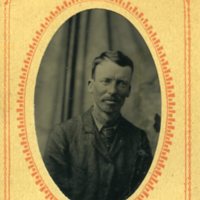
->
82, 107, 126, 134
91, 106, 119, 132
92, 114, 104, 131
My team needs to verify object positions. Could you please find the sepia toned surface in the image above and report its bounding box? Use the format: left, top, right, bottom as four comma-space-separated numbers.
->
0, 0, 199, 200
34, 9, 161, 157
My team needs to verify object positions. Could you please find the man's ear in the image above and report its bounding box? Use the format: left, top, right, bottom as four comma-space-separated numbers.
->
88, 79, 94, 93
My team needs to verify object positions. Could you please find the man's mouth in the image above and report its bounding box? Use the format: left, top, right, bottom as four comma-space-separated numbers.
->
103, 98, 120, 104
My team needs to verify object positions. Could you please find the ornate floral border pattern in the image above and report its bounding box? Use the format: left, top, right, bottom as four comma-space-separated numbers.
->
2, 0, 191, 199
16, 0, 176, 199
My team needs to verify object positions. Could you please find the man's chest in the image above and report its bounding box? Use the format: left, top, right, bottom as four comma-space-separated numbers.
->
67, 128, 139, 175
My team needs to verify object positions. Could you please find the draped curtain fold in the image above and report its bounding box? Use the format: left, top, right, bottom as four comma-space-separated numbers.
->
35, 9, 161, 155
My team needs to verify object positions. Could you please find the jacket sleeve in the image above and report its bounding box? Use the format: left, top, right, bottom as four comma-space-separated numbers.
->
128, 130, 153, 196
43, 125, 72, 198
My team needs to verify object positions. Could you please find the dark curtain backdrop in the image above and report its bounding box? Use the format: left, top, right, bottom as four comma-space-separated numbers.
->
35, 9, 161, 156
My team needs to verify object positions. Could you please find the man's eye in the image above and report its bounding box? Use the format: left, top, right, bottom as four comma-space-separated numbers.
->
118, 81, 128, 88
101, 79, 111, 84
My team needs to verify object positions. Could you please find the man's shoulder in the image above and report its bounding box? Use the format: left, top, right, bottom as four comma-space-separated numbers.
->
120, 116, 144, 132
56, 108, 93, 133
119, 116, 147, 139
120, 116, 152, 155
58, 115, 82, 132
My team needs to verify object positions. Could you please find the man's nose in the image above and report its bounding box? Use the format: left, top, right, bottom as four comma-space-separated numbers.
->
107, 82, 117, 94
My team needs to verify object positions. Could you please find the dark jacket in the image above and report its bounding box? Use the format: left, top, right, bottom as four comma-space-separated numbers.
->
44, 108, 152, 200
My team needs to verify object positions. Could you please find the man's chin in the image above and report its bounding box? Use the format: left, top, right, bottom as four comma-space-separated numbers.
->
101, 105, 120, 114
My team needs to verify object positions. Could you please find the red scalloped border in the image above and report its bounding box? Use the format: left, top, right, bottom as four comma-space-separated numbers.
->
3, 1, 11, 200
11, 0, 185, 199
183, 0, 191, 199
16, 0, 175, 199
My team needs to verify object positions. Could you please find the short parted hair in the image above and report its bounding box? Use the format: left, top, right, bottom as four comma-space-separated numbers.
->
91, 50, 134, 79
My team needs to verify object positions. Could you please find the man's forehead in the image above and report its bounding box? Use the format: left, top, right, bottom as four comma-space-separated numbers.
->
95, 59, 133, 77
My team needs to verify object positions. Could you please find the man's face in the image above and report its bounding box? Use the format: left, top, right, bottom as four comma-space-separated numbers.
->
88, 59, 132, 114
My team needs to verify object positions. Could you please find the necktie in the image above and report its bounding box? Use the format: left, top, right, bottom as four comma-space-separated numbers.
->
101, 126, 116, 150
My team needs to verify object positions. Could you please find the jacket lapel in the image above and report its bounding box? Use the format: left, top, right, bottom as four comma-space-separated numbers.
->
81, 108, 132, 162
82, 108, 112, 162
109, 126, 125, 159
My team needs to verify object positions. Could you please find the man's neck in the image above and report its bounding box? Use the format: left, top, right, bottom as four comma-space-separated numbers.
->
92, 104, 120, 127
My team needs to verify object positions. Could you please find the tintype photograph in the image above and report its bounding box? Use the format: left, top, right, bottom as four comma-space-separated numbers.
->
34, 9, 161, 200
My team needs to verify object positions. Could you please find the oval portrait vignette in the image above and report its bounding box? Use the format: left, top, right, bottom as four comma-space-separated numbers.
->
34, 9, 161, 200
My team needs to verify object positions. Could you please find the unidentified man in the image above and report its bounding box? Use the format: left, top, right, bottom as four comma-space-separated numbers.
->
44, 50, 152, 200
